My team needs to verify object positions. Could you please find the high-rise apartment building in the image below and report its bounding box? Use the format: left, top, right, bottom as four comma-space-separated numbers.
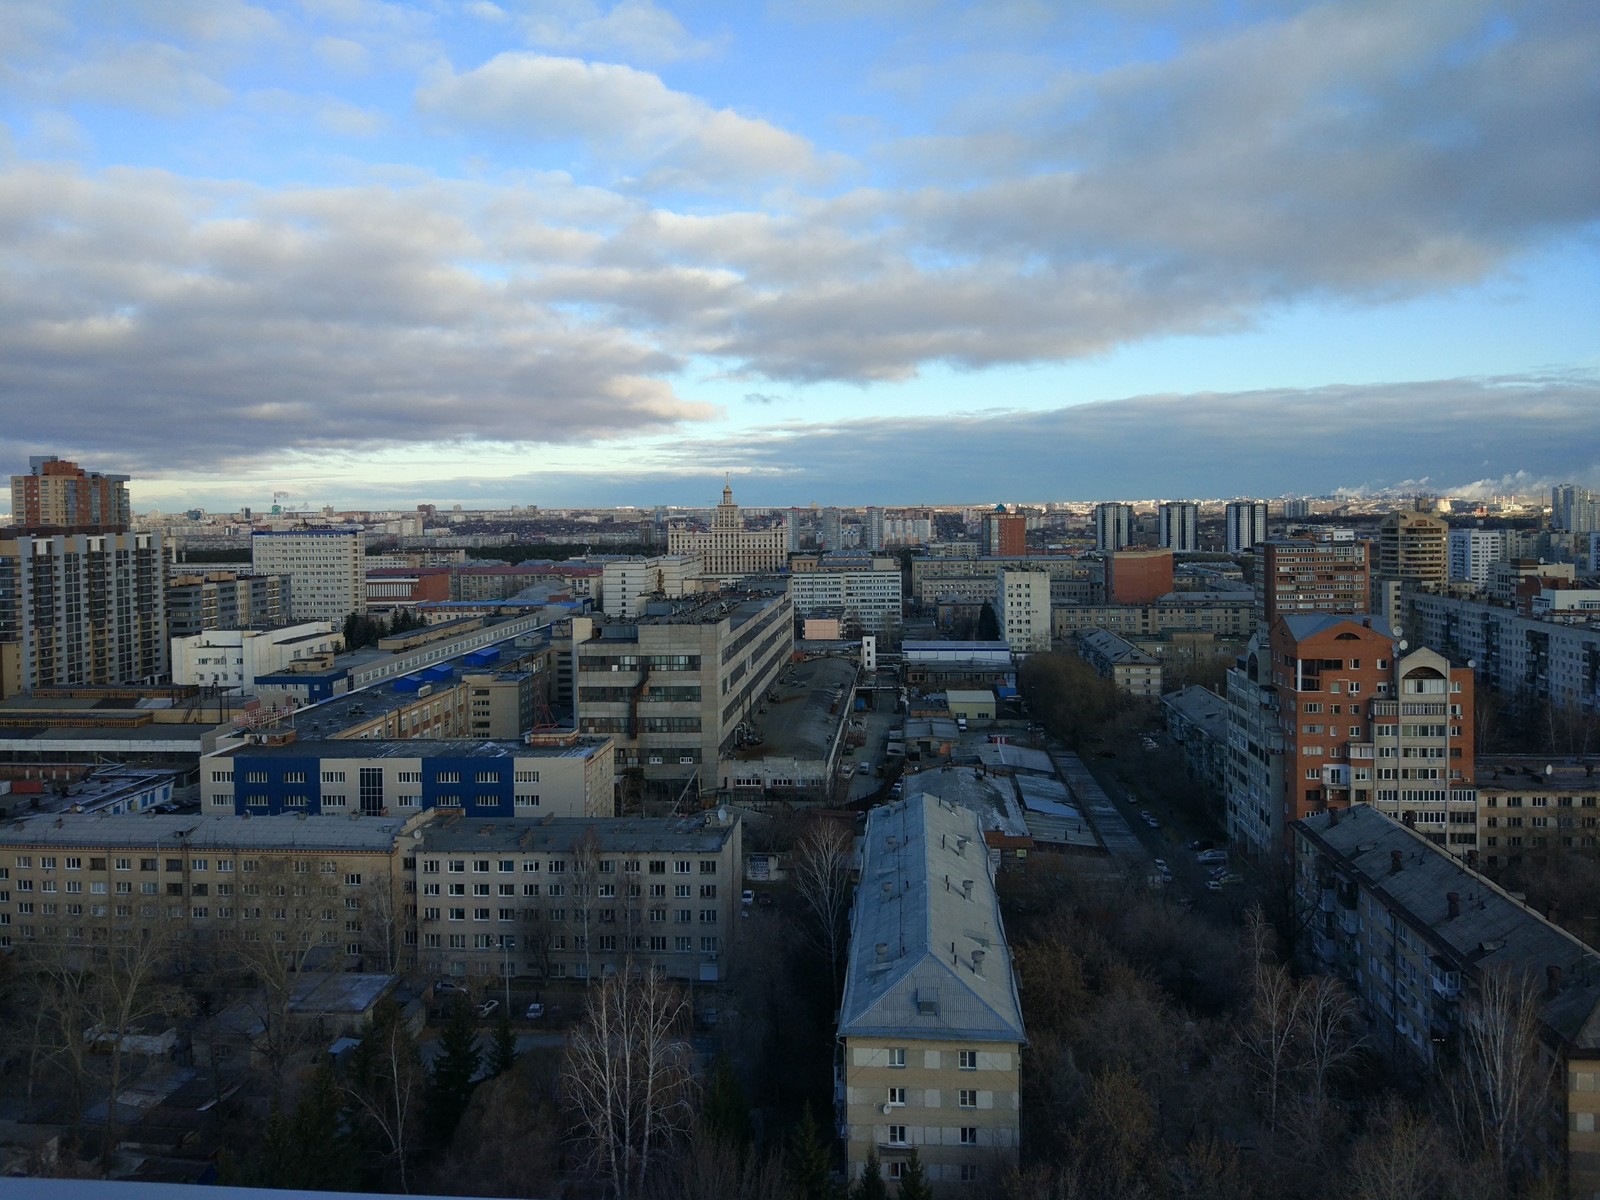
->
1255, 535, 1370, 626
0, 529, 168, 698
1226, 613, 1475, 859
251, 528, 367, 624
1284, 498, 1312, 521
9, 456, 130, 531
1225, 501, 1269, 554
1446, 529, 1507, 585
865, 506, 885, 552
166, 571, 292, 637
984, 510, 1027, 556
1552, 484, 1600, 533
1158, 502, 1199, 553
1374, 510, 1448, 633
667, 484, 788, 578
1093, 502, 1133, 552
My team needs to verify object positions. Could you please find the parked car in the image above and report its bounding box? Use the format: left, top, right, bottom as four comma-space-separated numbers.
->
741, 889, 755, 906
1152, 858, 1168, 872
1205, 880, 1223, 892
1219, 872, 1244, 886
524, 1002, 545, 1021
1197, 849, 1228, 865
475, 999, 499, 1018
756, 891, 773, 907
435, 980, 469, 996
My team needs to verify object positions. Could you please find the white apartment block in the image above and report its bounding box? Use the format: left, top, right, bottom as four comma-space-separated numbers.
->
790, 569, 903, 638
1406, 590, 1600, 714
1158, 502, 1199, 553
1225, 501, 1269, 554
996, 570, 1051, 654
602, 555, 703, 618
1093, 503, 1133, 552
1447, 528, 1507, 584
252, 528, 367, 624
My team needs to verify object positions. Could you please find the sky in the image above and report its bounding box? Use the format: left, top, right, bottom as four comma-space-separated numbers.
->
1, 0, 1598, 512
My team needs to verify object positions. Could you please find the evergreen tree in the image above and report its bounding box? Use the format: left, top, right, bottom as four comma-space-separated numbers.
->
896, 1148, 932, 1200
853, 1148, 888, 1200
233, 1066, 364, 1190
427, 998, 482, 1147
976, 601, 1001, 641
700, 1053, 754, 1149
786, 1101, 836, 1200
489, 1009, 518, 1076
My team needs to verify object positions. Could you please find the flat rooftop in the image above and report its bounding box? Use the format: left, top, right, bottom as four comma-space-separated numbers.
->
732, 656, 857, 764
0, 810, 415, 852
417, 813, 737, 855
216, 736, 609, 762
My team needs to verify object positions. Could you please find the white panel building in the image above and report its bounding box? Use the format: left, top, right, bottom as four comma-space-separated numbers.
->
172, 622, 339, 694
251, 528, 367, 624
996, 570, 1051, 654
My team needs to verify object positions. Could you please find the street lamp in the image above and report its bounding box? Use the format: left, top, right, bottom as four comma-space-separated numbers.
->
499, 935, 512, 1011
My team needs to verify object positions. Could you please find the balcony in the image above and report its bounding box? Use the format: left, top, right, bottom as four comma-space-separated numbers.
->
1321, 764, 1352, 789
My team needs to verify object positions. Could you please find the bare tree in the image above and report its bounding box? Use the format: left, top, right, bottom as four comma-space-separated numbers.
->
1345, 1093, 1446, 1200
562, 965, 698, 1200
83, 920, 193, 1165
216, 858, 330, 1103
1449, 966, 1556, 1190
1297, 972, 1363, 1116
345, 999, 425, 1193
789, 819, 854, 994
571, 827, 602, 983
358, 867, 404, 974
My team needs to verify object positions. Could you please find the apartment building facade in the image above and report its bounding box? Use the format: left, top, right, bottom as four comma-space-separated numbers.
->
1158, 502, 1199, 553
602, 555, 703, 618
1225, 501, 1269, 554
1093, 502, 1134, 552
9, 456, 130, 531
1374, 509, 1448, 633
0, 811, 423, 970
790, 565, 904, 638
0, 529, 168, 699
1295, 806, 1600, 1199
1255, 535, 1371, 626
838, 796, 1026, 1195
413, 812, 741, 984
251, 528, 367, 624
166, 572, 292, 638
995, 570, 1051, 654
1076, 628, 1163, 698
1405, 589, 1600, 715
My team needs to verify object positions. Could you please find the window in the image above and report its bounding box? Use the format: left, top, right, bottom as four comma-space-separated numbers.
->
960, 1165, 979, 1183
960, 1127, 979, 1145
887, 1047, 906, 1068
886, 1125, 907, 1145
886, 1087, 905, 1107
959, 1089, 977, 1108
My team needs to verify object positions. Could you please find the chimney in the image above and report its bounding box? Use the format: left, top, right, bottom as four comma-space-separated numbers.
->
971, 949, 986, 976
1447, 892, 1460, 919
1391, 850, 1403, 874
1329, 807, 1339, 827
1548, 964, 1562, 997
875, 942, 889, 961
962, 879, 974, 900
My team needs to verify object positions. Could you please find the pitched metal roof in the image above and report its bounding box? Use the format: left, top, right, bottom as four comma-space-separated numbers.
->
838, 794, 1025, 1044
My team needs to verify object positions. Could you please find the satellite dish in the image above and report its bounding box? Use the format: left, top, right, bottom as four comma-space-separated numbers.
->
1397, 640, 1409, 651
1467, 659, 1477, 669
717, 806, 729, 823
1547, 764, 1555, 777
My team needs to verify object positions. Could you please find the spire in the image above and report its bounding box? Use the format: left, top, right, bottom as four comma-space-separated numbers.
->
722, 473, 733, 506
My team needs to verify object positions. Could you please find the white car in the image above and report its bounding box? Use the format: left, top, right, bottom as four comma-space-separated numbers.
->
741, 889, 754, 907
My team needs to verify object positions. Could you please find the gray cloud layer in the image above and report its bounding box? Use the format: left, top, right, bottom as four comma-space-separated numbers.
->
0, 0, 1596, 487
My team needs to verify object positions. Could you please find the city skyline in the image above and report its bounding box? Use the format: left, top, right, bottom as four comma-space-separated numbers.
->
2, 1, 1597, 510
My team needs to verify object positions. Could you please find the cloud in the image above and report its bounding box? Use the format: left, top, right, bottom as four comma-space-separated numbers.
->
518, 0, 720, 64
596, 374, 1600, 504
743, 391, 787, 404
54, 41, 232, 115
417, 53, 821, 186
0, 164, 716, 476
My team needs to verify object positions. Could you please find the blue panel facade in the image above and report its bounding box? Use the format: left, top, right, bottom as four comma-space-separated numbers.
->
422, 755, 514, 817
233, 754, 325, 815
